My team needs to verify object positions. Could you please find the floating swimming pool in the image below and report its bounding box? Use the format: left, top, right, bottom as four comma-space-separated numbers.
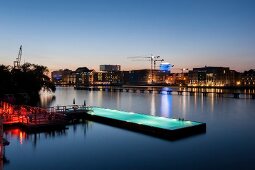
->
87, 107, 206, 140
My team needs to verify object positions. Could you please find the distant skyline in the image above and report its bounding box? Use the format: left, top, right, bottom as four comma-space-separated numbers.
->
1, 0, 255, 72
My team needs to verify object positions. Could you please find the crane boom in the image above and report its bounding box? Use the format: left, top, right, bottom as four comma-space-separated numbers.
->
127, 55, 163, 83
153, 59, 164, 70
14, 45, 22, 69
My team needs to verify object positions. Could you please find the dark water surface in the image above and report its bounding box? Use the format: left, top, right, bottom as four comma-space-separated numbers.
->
4, 87, 255, 170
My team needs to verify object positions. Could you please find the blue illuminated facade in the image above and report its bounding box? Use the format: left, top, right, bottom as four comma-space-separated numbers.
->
160, 63, 173, 72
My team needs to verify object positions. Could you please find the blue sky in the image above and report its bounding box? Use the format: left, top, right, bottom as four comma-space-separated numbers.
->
0, 0, 255, 71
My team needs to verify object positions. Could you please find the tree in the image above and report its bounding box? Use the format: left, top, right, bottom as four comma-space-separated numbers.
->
13, 63, 56, 93
0, 63, 56, 95
0, 65, 14, 93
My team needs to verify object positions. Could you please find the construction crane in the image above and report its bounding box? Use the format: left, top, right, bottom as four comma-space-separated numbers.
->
152, 59, 165, 83
127, 55, 160, 83
153, 59, 164, 70
13, 45, 22, 69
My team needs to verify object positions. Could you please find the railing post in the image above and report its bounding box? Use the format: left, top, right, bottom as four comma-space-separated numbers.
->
233, 93, 240, 99
251, 94, 255, 99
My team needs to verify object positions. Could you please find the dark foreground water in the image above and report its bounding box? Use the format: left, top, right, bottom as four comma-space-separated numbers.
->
3, 87, 255, 170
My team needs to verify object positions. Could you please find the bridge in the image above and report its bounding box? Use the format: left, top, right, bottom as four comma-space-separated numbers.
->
74, 86, 255, 99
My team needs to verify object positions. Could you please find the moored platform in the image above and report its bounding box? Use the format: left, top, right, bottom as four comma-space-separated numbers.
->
86, 107, 206, 140
1, 101, 206, 140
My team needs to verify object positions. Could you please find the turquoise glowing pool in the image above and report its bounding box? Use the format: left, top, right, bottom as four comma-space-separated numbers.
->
87, 107, 206, 139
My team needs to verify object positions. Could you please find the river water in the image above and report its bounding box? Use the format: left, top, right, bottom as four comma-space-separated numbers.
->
3, 87, 255, 170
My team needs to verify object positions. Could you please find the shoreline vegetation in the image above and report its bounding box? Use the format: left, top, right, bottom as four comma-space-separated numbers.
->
0, 63, 56, 104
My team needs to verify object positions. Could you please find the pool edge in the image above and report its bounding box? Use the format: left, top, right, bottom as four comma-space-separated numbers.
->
86, 109, 206, 141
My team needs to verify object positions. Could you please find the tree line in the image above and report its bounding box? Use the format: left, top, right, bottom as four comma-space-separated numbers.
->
0, 63, 56, 96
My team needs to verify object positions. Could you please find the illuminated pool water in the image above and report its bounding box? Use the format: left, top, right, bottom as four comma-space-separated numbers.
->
88, 107, 204, 131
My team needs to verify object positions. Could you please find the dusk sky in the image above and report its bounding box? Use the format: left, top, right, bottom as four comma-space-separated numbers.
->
0, 0, 255, 72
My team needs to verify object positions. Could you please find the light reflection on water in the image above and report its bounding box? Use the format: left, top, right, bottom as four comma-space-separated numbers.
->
150, 94, 156, 116
4, 87, 255, 170
160, 94, 172, 118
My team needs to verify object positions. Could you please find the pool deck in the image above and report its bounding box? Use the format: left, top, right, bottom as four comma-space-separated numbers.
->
86, 107, 206, 140
1, 104, 206, 139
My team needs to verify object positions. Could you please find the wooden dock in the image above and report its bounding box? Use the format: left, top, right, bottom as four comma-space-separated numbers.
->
0, 101, 90, 132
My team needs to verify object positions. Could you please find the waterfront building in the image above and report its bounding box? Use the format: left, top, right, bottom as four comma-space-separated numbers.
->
91, 65, 123, 85
127, 69, 169, 85
188, 66, 237, 87
128, 69, 151, 85
241, 69, 255, 87
51, 69, 73, 85
93, 71, 123, 85
122, 71, 131, 84
153, 70, 170, 84
65, 71, 76, 85
99, 65, 121, 72
75, 67, 94, 86
230, 70, 241, 86
166, 73, 189, 86
51, 70, 62, 83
